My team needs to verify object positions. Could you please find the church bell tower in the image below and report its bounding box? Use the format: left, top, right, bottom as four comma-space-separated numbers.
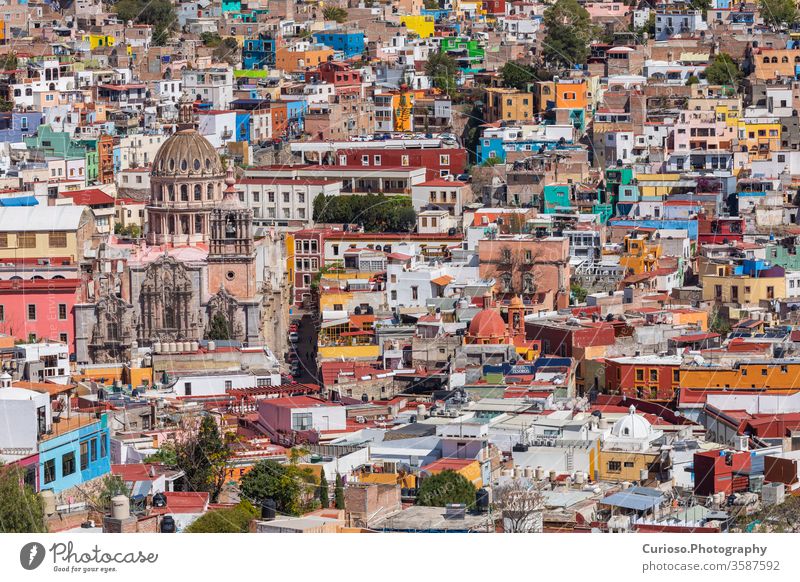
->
207, 161, 258, 298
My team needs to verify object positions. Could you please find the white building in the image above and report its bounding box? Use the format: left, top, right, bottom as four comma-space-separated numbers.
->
237, 178, 343, 227
198, 110, 237, 149
182, 68, 234, 109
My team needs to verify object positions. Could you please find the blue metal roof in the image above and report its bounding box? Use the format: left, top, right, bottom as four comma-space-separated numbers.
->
0, 195, 38, 207
601, 489, 664, 512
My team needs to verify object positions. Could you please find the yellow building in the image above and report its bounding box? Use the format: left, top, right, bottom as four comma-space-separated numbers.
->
700, 262, 785, 304
485, 87, 533, 123
400, 15, 435, 38
618, 233, 661, 276
420, 458, 483, 488
737, 118, 781, 159
597, 449, 663, 482
680, 361, 800, 391
82, 34, 116, 49
634, 173, 683, 198
0, 206, 95, 263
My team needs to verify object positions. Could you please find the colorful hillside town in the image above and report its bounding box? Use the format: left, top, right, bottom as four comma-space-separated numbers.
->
3, 0, 800, 536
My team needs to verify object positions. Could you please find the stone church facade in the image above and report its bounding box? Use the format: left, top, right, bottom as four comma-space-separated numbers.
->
74, 97, 269, 364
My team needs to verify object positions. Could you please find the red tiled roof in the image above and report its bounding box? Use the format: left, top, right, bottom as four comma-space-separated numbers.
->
61, 188, 115, 206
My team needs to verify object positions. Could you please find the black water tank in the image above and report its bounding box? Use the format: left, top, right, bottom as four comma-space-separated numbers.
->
261, 499, 277, 520
152, 493, 167, 508
476, 488, 490, 512
512, 443, 529, 452
160, 515, 176, 533
361, 393, 369, 403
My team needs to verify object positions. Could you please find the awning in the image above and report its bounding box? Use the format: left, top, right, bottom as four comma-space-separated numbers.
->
431, 275, 454, 286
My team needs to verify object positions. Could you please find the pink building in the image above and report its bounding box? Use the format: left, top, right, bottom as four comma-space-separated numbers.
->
0, 279, 80, 353
669, 110, 736, 154
257, 396, 346, 442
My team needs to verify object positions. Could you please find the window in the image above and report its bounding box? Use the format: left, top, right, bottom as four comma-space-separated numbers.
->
101, 435, 107, 459
649, 369, 658, 382
635, 369, 644, 382
59, 333, 68, 344
624, 461, 635, 468
673, 370, 680, 383
63, 451, 76, 476
607, 460, 622, 472
0, 234, 7, 248
58, 304, 67, 320
18, 233, 36, 248
80, 441, 89, 470
184, 382, 192, 396
27, 304, 36, 320
90, 438, 97, 462
225, 380, 233, 390
439, 154, 450, 165
0, 306, 4, 322
411, 286, 419, 300
44, 459, 56, 484
292, 412, 313, 430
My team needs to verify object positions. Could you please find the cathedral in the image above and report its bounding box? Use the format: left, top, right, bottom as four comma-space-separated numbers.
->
74, 96, 284, 364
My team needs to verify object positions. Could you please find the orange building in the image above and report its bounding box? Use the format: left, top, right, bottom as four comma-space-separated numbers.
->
533, 78, 589, 114
275, 46, 334, 72
752, 48, 800, 80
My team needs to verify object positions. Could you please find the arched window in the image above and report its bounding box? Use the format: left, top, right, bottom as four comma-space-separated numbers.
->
167, 184, 175, 201
180, 184, 188, 201
772, 57, 778, 63
195, 215, 203, 233
194, 184, 202, 200
782, 56, 789, 63
763, 57, 770, 63
501, 272, 512, 293
168, 216, 175, 234
523, 272, 535, 293
207, 184, 214, 200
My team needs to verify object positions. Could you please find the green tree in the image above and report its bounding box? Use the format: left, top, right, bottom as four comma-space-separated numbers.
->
96, 475, 132, 511
207, 312, 232, 341
185, 501, 257, 533
213, 37, 241, 66
704, 53, 743, 87
499, 61, 539, 91
570, 282, 588, 304
200, 32, 223, 47
542, 0, 595, 70
313, 193, 416, 232
685, 75, 700, 86
175, 415, 231, 502
319, 471, 329, 508
423, 0, 439, 7
0, 99, 13, 112
0, 52, 17, 71
416, 470, 476, 507
709, 307, 732, 336
0, 464, 46, 532
425, 51, 458, 96
334, 473, 345, 509
240, 459, 316, 516
144, 442, 177, 466
760, 0, 797, 26
113, 0, 176, 45
322, 6, 348, 23
688, 0, 711, 10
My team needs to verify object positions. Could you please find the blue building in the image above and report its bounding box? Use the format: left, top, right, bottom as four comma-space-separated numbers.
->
0, 111, 43, 142
235, 111, 251, 142
38, 413, 111, 494
284, 100, 307, 138
243, 36, 276, 70
312, 31, 365, 59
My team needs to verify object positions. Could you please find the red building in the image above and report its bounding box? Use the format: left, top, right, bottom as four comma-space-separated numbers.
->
693, 449, 751, 497
697, 212, 745, 245
524, 317, 615, 358
334, 147, 468, 180
0, 278, 80, 353
314, 61, 363, 88
483, 0, 506, 15
604, 355, 681, 401
292, 228, 329, 307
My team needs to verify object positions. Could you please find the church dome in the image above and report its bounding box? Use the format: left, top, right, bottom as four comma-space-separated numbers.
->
151, 129, 224, 178
468, 308, 506, 338
610, 405, 653, 439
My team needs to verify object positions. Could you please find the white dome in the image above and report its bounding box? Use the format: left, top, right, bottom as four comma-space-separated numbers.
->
610, 405, 653, 439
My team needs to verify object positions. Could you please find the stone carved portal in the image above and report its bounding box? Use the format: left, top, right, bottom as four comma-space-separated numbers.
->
90, 292, 134, 363
205, 285, 244, 341
138, 255, 200, 342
